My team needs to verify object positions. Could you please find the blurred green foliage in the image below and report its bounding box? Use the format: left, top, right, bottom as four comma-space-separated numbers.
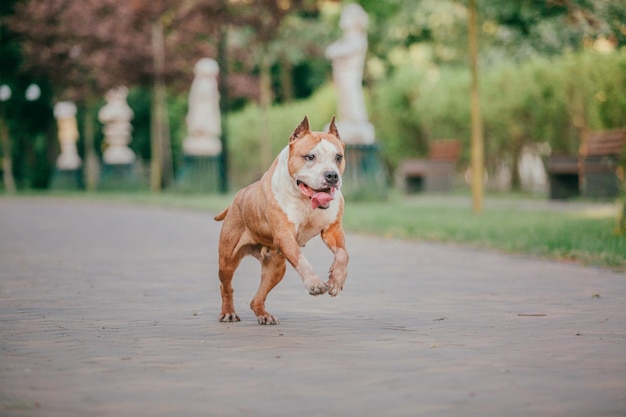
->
208, 50, 626, 189
371, 50, 626, 173
2, 0, 626, 191
225, 85, 336, 188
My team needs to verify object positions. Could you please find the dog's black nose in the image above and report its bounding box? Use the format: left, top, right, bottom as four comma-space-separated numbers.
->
324, 171, 339, 185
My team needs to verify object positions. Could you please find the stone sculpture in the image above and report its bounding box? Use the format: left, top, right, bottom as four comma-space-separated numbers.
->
98, 87, 135, 165
53, 101, 81, 170
183, 58, 222, 156
325, 3, 375, 144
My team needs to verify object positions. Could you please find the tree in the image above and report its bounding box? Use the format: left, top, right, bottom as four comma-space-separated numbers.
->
220, 0, 320, 169
358, 0, 626, 77
8, 0, 229, 189
468, 0, 484, 213
8, 0, 325, 188
478, 0, 626, 61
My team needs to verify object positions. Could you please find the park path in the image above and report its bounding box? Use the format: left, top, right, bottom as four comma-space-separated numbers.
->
1, 197, 625, 417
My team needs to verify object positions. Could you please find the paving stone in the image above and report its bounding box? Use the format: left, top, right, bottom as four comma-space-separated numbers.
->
0, 197, 624, 417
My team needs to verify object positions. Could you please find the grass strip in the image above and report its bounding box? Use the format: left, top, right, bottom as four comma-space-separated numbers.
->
12, 190, 626, 269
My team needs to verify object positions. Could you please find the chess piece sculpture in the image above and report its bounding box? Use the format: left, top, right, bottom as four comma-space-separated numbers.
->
53, 101, 81, 170
99, 87, 135, 165
183, 58, 222, 156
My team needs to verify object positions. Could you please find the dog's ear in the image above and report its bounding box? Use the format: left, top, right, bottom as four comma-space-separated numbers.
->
327, 115, 341, 141
289, 116, 311, 143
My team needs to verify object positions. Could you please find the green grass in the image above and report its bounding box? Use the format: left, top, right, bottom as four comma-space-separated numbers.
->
344, 196, 626, 268
13, 190, 626, 269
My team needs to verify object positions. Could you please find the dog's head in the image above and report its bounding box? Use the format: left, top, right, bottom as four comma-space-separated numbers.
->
288, 116, 345, 210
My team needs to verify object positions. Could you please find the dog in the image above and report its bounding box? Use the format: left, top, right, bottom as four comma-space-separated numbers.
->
214, 116, 349, 325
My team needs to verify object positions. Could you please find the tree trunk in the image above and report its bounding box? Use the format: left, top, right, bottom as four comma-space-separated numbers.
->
83, 101, 99, 191
618, 199, 626, 234
259, 51, 273, 171
468, 0, 484, 213
0, 116, 16, 194
217, 22, 229, 193
150, 90, 162, 192
509, 134, 523, 191
150, 20, 172, 191
280, 58, 294, 103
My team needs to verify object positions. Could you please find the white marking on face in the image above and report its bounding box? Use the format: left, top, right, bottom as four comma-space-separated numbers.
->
295, 139, 343, 191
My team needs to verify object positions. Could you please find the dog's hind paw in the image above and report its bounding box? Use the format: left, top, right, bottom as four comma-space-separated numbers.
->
256, 314, 280, 325
219, 312, 241, 323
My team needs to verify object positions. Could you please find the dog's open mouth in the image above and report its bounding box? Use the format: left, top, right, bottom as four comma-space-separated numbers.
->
297, 180, 337, 210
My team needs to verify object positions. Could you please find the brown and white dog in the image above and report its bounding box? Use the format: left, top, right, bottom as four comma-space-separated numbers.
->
214, 116, 349, 325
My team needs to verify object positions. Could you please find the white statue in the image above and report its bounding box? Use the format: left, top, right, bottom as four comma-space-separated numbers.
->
518, 146, 548, 194
98, 86, 135, 165
53, 101, 81, 170
325, 3, 375, 144
183, 58, 222, 156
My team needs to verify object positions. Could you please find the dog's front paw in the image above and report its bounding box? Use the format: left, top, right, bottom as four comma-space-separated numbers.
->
219, 312, 241, 323
327, 258, 347, 297
326, 278, 343, 297
256, 313, 280, 325
305, 278, 329, 296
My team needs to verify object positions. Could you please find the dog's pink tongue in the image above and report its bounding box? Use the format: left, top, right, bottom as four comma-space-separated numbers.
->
310, 188, 336, 209
298, 182, 336, 209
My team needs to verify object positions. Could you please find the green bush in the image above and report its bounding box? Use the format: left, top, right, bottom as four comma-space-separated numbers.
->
207, 51, 626, 190
370, 50, 626, 174
369, 66, 428, 168
225, 85, 337, 188
483, 52, 626, 160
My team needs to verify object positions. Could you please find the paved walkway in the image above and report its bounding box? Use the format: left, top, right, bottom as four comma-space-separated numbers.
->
1, 197, 625, 417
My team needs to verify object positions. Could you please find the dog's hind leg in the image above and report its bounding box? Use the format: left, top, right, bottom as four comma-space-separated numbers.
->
250, 248, 286, 325
218, 250, 243, 323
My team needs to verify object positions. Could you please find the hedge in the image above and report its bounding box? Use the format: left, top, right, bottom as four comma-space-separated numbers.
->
371, 51, 626, 173
210, 51, 626, 189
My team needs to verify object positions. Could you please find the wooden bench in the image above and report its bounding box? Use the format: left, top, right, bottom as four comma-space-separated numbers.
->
546, 129, 625, 199
396, 140, 461, 193
580, 129, 626, 198
545, 154, 580, 199
581, 129, 626, 157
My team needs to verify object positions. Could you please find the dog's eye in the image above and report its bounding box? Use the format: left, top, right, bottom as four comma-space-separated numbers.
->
304, 154, 316, 162
335, 154, 343, 163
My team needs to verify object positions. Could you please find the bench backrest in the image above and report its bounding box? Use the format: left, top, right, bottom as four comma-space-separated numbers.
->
428, 140, 462, 162
581, 129, 626, 157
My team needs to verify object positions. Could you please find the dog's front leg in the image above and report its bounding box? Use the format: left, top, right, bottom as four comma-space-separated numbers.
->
277, 236, 329, 295
321, 221, 349, 297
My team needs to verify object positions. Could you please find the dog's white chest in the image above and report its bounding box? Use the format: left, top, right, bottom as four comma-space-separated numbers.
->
294, 205, 339, 246
271, 147, 341, 246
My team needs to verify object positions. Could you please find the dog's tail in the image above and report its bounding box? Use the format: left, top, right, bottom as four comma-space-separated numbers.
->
214, 206, 229, 221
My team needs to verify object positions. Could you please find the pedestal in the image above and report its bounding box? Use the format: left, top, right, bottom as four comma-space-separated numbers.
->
176, 155, 222, 193
50, 168, 83, 190
342, 144, 388, 201
99, 162, 140, 190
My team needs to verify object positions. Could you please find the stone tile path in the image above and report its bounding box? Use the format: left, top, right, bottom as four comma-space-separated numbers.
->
1, 197, 624, 416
